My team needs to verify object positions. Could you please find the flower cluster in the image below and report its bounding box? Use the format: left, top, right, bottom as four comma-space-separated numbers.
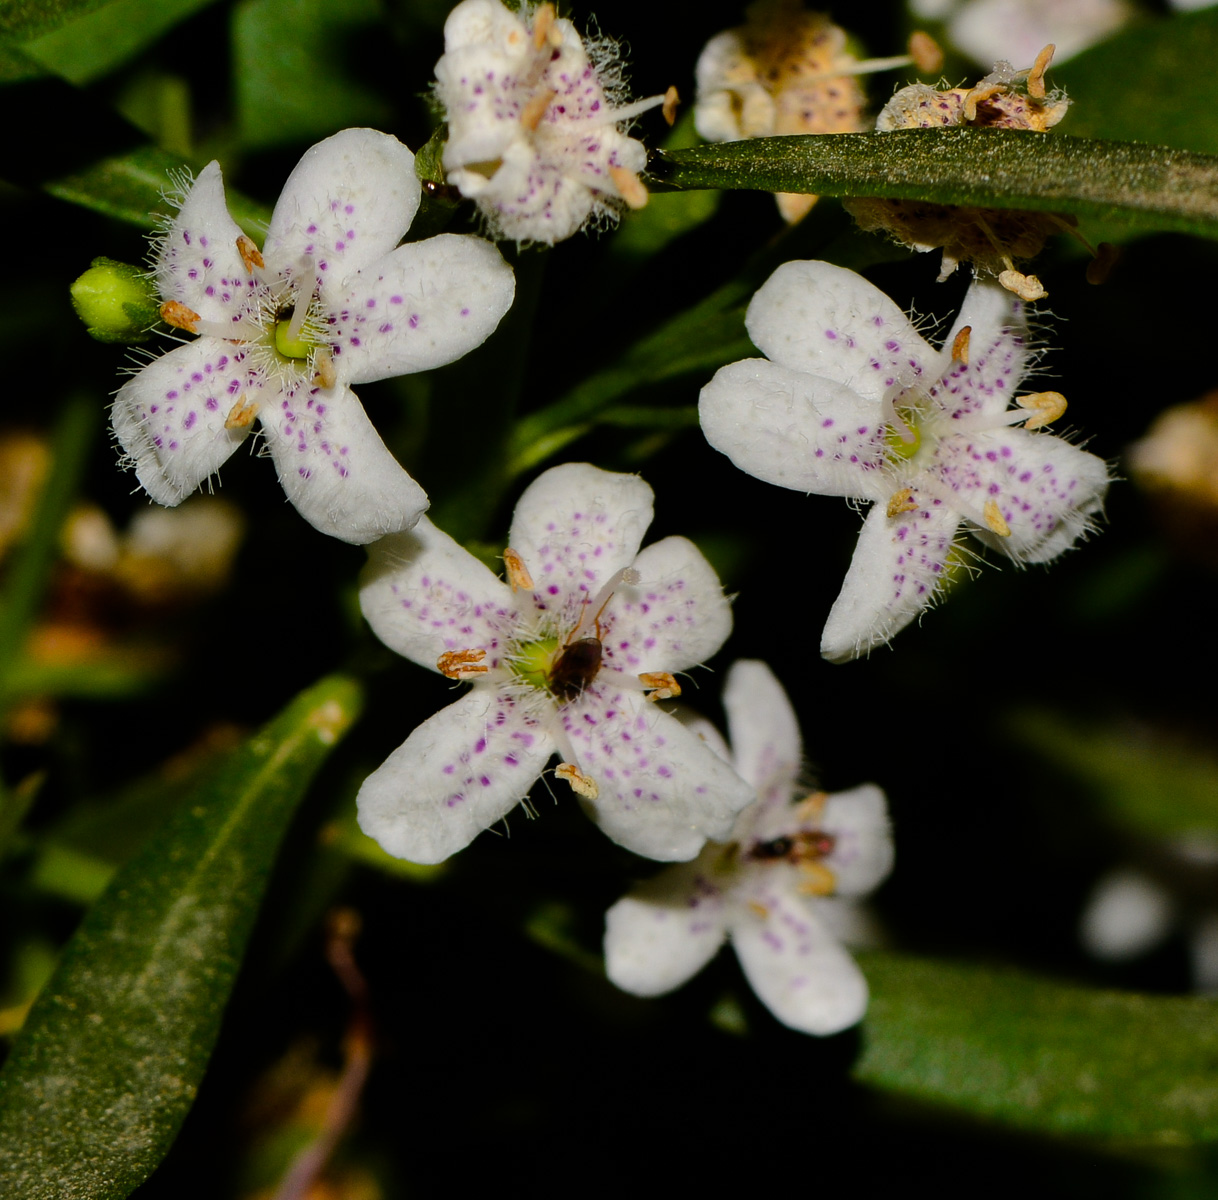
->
114, 128, 515, 544
605, 660, 892, 1035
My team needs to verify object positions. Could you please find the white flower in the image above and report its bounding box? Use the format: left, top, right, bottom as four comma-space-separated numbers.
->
113, 128, 516, 544
699, 261, 1111, 662
433, 0, 667, 244
357, 462, 753, 865
604, 659, 892, 1036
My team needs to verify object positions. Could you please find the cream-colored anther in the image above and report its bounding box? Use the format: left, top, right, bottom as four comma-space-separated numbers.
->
224, 395, 259, 429
908, 30, 943, 75
503, 547, 534, 591
887, 487, 918, 518
662, 85, 679, 127
159, 299, 201, 333
236, 233, 264, 274
521, 88, 557, 132
983, 498, 1012, 537
639, 671, 681, 702
963, 81, 1005, 122
555, 762, 598, 800
437, 648, 488, 679
747, 900, 770, 919
1017, 390, 1068, 430
797, 861, 837, 897
951, 325, 971, 365
1026, 44, 1055, 100
531, 2, 555, 49
313, 347, 337, 389
609, 166, 649, 210
998, 269, 1048, 302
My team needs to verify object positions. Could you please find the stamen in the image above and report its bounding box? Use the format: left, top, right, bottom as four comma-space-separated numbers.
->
570, 567, 641, 641
531, 2, 555, 49
662, 85, 679, 127
983, 498, 1012, 537
608, 166, 649, 210
555, 762, 598, 800
313, 347, 337, 389
521, 88, 557, 132
908, 30, 944, 74
1017, 390, 1068, 430
1026, 43, 1055, 100
886, 487, 919, 518
796, 791, 829, 821
639, 671, 681, 702
236, 234, 264, 275
224, 395, 259, 429
951, 325, 971, 365
437, 648, 488, 679
503, 547, 534, 591
963, 81, 1005, 122
160, 300, 200, 333
796, 862, 837, 897
997, 269, 1048, 302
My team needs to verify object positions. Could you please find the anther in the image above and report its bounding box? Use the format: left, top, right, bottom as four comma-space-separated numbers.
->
796, 791, 829, 821
437, 648, 488, 679
532, 2, 555, 49
639, 671, 681, 702
1017, 390, 1068, 430
1026, 44, 1055, 100
313, 347, 337, 389
983, 498, 1012, 537
908, 30, 943, 75
159, 299, 200, 333
662, 85, 679, 127
797, 862, 837, 897
997, 268, 1048, 303
608, 166, 649, 210
555, 762, 598, 800
951, 325, 971, 365
224, 395, 259, 429
887, 487, 919, 518
963, 81, 1005, 122
236, 233, 264, 275
747, 900, 770, 919
503, 547, 534, 591
521, 88, 557, 132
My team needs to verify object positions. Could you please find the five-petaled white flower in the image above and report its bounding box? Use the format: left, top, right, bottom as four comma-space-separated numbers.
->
113, 128, 516, 544
604, 659, 892, 1036
433, 0, 669, 244
357, 462, 754, 865
699, 260, 1110, 661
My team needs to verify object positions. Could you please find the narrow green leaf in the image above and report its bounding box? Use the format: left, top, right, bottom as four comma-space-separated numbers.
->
857, 951, 1218, 1144
0, 0, 112, 41
0, 675, 363, 1200
651, 130, 1218, 240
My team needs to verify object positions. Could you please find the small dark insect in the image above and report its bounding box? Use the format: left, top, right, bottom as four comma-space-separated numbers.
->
547, 635, 603, 703
423, 180, 463, 203
748, 836, 794, 861
747, 830, 836, 864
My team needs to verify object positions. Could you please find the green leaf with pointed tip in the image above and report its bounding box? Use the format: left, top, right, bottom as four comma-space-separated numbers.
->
857, 951, 1218, 1144
651, 130, 1218, 241
0, 675, 363, 1200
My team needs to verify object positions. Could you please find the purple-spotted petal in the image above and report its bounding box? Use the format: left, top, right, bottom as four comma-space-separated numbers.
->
602, 536, 732, 675
721, 660, 802, 820
330, 234, 515, 384
819, 784, 893, 897
155, 162, 252, 326
112, 338, 252, 506
700, 358, 888, 500
746, 260, 938, 404
259, 383, 428, 545
940, 427, 1110, 563
360, 517, 519, 671
604, 858, 730, 996
508, 463, 654, 616
821, 497, 962, 663
264, 129, 420, 287
731, 881, 869, 1035
357, 687, 554, 865
561, 685, 754, 861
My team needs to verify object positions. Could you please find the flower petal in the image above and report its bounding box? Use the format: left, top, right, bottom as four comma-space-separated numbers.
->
155, 162, 253, 327
604, 858, 730, 996
943, 427, 1110, 563
699, 358, 889, 500
112, 338, 252, 505
820, 784, 893, 896
357, 687, 554, 865
562, 686, 754, 861
820, 497, 962, 662
721, 659, 802, 813
602, 536, 732, 675
360, 517, 519, 670
508, 463, 654, 614
264, 129, 420, 286
746, 260, 938, 404
731, 883, 869, 1035
329, 234, 515, 384
259, 383, 428, 544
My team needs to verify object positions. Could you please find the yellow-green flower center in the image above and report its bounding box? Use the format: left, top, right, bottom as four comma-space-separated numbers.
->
885, 415, 921, 461
509, 635, 560, 694
273, 315, 314, 360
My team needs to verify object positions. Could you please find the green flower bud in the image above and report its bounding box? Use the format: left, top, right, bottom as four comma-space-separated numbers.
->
70, 257, 160, 345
